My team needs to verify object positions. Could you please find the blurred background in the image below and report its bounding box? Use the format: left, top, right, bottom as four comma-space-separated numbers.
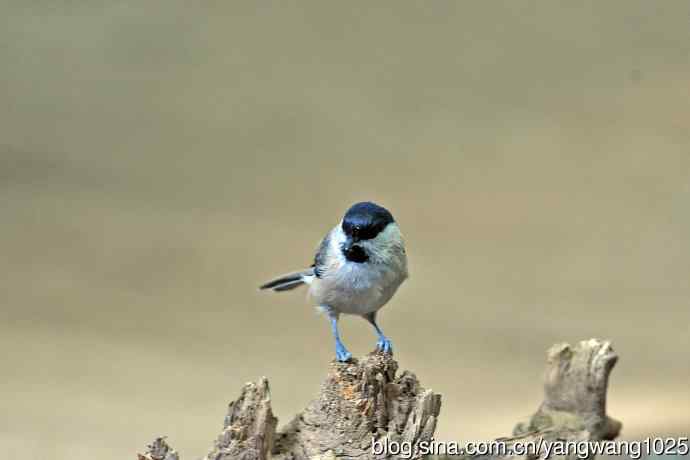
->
1, 1, 689, 459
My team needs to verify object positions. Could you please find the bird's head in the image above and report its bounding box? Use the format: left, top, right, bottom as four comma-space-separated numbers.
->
339, 201, 402, 263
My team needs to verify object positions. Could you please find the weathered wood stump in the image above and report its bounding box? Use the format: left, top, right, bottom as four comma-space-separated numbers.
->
270, 352, 441, 460
469, 339, 621, 460
137, 437, 179, 460
516, 338, 621, 440
138, 339, 620, 460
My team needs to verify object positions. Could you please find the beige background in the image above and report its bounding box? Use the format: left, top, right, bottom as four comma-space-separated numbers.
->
1, 2, 689, 459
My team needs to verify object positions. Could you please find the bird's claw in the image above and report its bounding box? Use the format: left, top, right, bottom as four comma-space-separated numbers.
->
376, 337, 393, 354
335, 343, 353, 362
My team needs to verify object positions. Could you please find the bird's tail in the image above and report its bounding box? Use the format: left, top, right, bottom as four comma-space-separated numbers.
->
259, 269, 313, 292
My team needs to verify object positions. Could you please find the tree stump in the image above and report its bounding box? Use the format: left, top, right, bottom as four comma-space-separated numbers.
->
271, 352, 441, 460
138, 339, 621, 460
517, 338, 621, 440
469, 339, 621, 460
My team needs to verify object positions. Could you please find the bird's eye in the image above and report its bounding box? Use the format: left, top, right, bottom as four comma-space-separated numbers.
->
352, 226, 360, 236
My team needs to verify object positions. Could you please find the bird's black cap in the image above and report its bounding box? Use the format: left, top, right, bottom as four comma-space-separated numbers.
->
341, 201, 395, 241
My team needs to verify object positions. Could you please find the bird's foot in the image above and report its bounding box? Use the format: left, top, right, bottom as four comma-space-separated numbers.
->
376, 337, 393, 354
335, 343, 353, 362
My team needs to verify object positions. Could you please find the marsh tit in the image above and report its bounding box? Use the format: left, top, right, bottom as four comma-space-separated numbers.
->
260, 201, 408, 362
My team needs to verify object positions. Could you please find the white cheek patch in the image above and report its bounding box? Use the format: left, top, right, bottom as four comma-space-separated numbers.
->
357, 224, 402, 263
330, 227, 347, 262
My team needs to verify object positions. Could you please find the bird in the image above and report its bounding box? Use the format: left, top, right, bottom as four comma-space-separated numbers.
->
259, 201, 408, 362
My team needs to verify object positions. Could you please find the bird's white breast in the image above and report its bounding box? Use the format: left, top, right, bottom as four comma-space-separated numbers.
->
309, 224, 408, 316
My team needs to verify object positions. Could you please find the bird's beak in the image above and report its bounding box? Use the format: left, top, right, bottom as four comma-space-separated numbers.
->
341, 234, 368, 262
341, 236, 354, 254
341, 234, 362, 255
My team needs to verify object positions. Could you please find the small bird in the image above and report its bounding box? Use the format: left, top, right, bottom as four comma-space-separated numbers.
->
260, 201, 408, 362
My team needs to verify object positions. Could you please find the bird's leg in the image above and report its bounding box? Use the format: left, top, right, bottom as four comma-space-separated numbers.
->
364, 312, 393, 354
327, 309, 352, 362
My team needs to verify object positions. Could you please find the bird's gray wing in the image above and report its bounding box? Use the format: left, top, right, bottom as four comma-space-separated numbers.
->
312, 231, 332, 278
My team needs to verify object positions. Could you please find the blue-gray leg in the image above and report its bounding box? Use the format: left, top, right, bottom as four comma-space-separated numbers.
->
364, 312, 393, 354
328, 310, 352, 362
